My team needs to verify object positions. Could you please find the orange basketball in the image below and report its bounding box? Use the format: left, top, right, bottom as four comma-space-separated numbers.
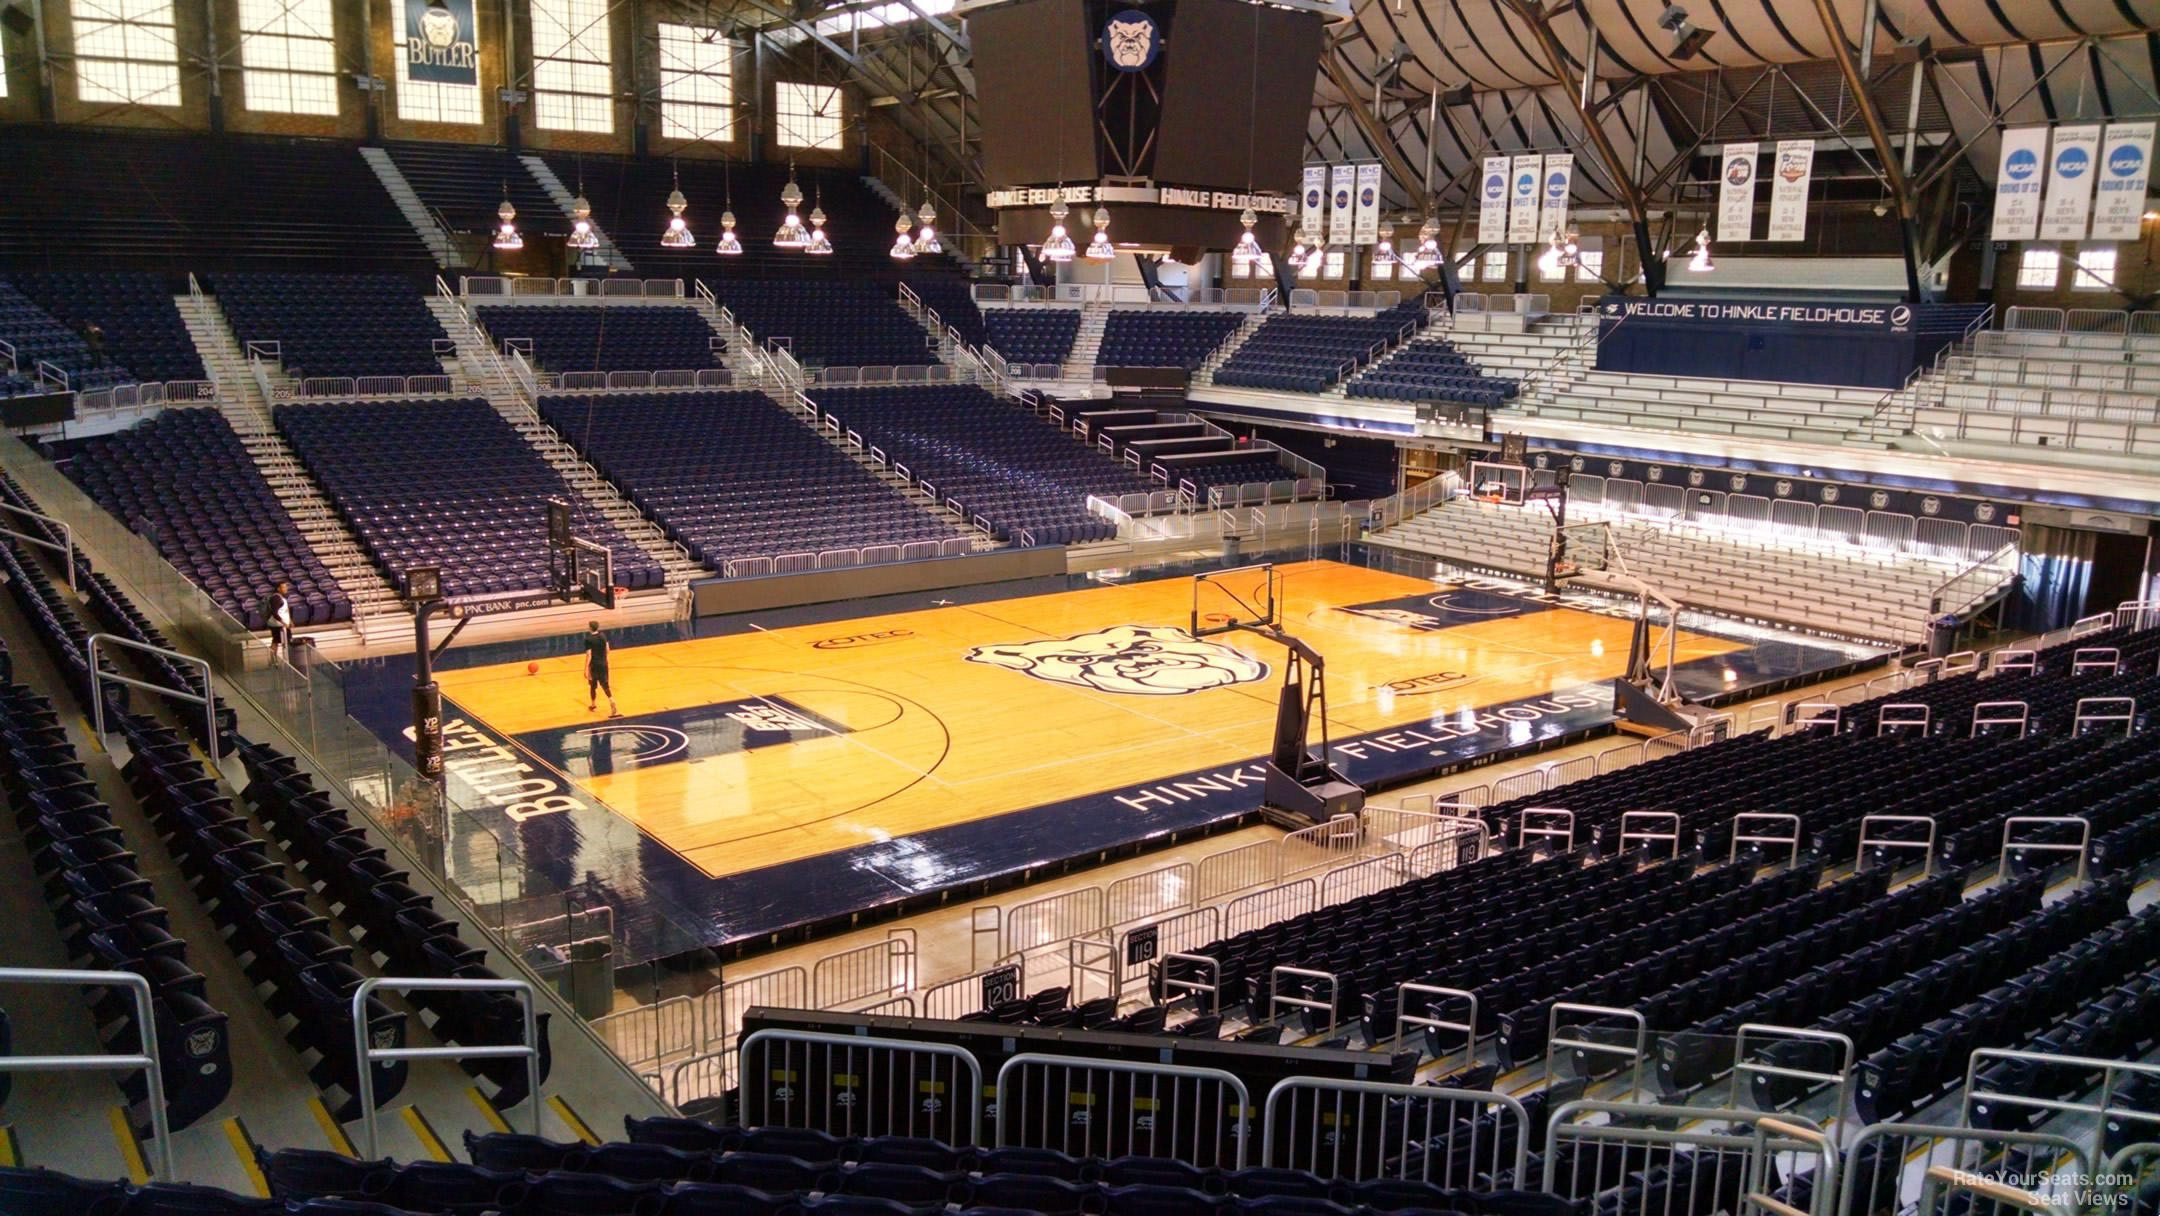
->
526, 662, 540, 675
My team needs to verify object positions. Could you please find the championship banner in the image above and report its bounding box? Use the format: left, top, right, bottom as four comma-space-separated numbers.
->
1301, 164, 1327, 234
1991, 126, 2048, 240
1477, 156, 1509, 244
2038, 123, 2101, 241
1716, 142, 1758, 244
1538, 152, 1572, 240
1766, 139, 1813, 241
406, 0, 479, 85
1352, 162, 1382, 246
2091, 122, 2155, 241
1327, 163, 1355, 245
1506, 154, 1541, 243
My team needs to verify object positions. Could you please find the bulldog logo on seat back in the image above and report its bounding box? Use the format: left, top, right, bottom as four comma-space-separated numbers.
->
966, 625, 1268, 696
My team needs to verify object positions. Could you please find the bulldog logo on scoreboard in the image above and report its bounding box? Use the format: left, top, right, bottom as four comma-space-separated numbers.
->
1103, 10, 1161, 72
966, 625, 1268, 696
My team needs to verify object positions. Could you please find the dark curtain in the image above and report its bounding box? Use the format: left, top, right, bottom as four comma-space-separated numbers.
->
2004, 523, 2097, 633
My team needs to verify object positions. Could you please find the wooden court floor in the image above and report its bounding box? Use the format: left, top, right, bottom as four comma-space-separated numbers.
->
435, 560, 1741, 879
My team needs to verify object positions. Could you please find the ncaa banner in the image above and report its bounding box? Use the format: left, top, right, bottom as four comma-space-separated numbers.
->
1301, 164, 1327, 234
2038, 124, 2101, 241
1506, 154, 1541, 243
1766, 139, 1813, 241
1477, 156, 1509, 244
1352, 162, 1382, 245
1327, 163, 1356, 245
1537, 153, 1572, 240
2091, 122, 2155, 241
1990, 126, 2048, 240
1716, 142, 1758, 243
407, 0, 479, 85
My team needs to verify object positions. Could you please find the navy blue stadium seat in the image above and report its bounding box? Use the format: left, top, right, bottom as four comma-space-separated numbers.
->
474, 305, 723, 373
1214, 302, 1427, 394
703, 280, 934, 368
985, 309, 1082, 366
1096, 311, 1243, 370
214, 273, 448, 380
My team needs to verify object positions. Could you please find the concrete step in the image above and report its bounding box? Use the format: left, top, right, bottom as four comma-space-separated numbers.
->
359, 147, 464, 269
521, 155, 635, 273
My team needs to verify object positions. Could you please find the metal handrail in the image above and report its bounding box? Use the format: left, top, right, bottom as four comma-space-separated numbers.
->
353, 976, 541, 1158
87, 633, 220, 761
0, 967, 173, 1178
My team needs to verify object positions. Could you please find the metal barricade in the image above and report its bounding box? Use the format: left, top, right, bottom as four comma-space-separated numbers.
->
1997, 816, 2090, 884
739, 1028, 983, 1145
1395, 983, 1477, 1068
1224, 877, 1315, 936
1877, 703, 1933, 737
1972, 702, 2031, 739
1854, 814, 1937, 876
592, 994, 701, 1068
1262, 1078, 1528, 1185
1544, 1102, 1837, 1216
2072, 697, 2136, 737
1791, 703, 1842, 733
1730, 813, 1804, 867
1962, 1050, 2160, 1165
355, 977, 540, 1158
1547, 1003, 1648, 1100
922, 960, 1025, 1021
1518, 807, 1576, 852
994, 1053, 1251, 1168
1107, 862, 1194, 928
1270, 965, 1340, 1035
1318, 853, 1411, 907
0, 968, 174, 1178
1618, 810, 1683, 857
809, 930, 918, 1011
1003, 888, 1108, 956
2072, 647, 2122, 676
1732, 1024, 1855, 1138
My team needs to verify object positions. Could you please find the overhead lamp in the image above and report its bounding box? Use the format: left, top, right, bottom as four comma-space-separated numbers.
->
1041, 197, 1076, 263
1373, 239, 1398, 269
715, 209, 743, 256
805, 202, 833, 256
1687, 228, 1714, 272
773, 168, 808, 249
1409, 215, 1441, 272
492, 196, 523, 251
1229, 206, 1262, 268
661, 169, 694, 249
1084, 206, 1115, 261
567, 187, 598, 251
914, 200, 942, 255
890, 210, 916, 260
1656, 4, 1716, 60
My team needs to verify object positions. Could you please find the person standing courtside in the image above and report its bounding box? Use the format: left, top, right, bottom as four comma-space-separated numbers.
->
264, 580, 293, 662
585, 621, 621, 717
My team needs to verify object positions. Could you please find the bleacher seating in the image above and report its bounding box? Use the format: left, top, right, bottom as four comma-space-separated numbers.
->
984, 308, 1081, 366
1905, 323, 2160, 456
0, 279, 131, 395
811, 385, 1152, 543
1096, 310, 1244, 370
703, 279, 934, 368
62, 409, 352, 628
12, 272, 206, 385
1349, 333, 1520, 406
215, 274, 448, 380
0, 127, 433, 271
537, 391, 955, 570
1213, 302, 1426, 394
384, 142, 560, 236
474, 304, 724, 373
275, 398, 663, 598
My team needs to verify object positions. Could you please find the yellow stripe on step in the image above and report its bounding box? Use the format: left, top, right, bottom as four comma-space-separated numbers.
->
547, 1095, 600, 1146
222, 1118, 271, 1198
307, 1097, 357, 1157
0, 1125, 21, 1168
465, 1087, 511, 1135
398, 1106, 452, 1163
107, 1107, 149, 1184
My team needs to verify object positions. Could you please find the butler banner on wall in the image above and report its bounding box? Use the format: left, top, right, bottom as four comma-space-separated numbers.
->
408, 0, 479, 85
1716, 143, 1757, 244
1477, 156, 1509, 244
1991, 126, 2048, 241
2092, 122, 2155, 241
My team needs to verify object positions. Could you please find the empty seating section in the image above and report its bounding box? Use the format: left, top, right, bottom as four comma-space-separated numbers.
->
705, 279, 933, 367
215, 274, 448, 380
474, 304, 724, 372
814, 385, 1150, 543
0, 127, 433, 270
1532, 371, 1885, 442
1350, 334, 1520, 405
985, 308, 1082, 366
0, 279, 130, 395
1906, 323, 2160, 456
1214, 302, 1427, 393
63, 410, 351, 628
538, 391, 953, 569
1097, 310, 1244, 369
12, 272, 205, 385
906, 277, 987, 347
1379, 498, 1955, 643
384, 142, 560, 235
275, 398, 662, 598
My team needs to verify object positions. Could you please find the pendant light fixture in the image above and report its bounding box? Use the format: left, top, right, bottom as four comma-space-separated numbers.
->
1407, 215, 1440, 273
714, 161, 742, 256
773, 164, 808, 249
890, 207, 916, 260
1041, 197, 1075, 262
913, 199, 941, 255
1083, 206, 1114, 261
1687, 227, 1714, 272
661, 165, 695, 248
492, 189, 523, 252
805, 191, 833, 256
1229, 207, 1261, 269
567, 187, 597, 251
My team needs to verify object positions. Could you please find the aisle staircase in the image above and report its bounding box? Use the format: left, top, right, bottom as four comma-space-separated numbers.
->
1190, 313, 1270, 390
357, 147, 463, 270
424, 295, 704, 588
1058, 303, 1107, 381
522, 155, 635, 275
174, 291, 406, 638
